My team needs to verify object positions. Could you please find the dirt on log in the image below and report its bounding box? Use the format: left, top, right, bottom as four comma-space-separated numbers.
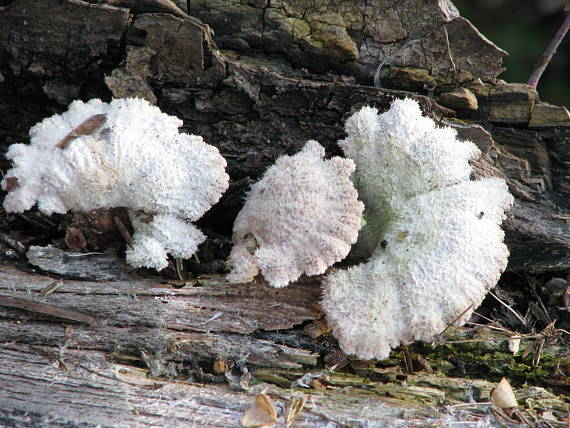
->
0, 0, 569, 426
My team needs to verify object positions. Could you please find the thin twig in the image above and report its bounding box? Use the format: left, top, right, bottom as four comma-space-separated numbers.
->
437, 304, 474, 339
488, 291, 527, 326
40, 279, 64, 296
465, 321, 516, 335
0, 295, 97, 325
175, 258, 187, 281
527, 276, 552, 323
373, 54, 391, 88
65, 252, 104, 257
443, 26, 456, 76
113, 215, 133, 247
527, 10, 570, 89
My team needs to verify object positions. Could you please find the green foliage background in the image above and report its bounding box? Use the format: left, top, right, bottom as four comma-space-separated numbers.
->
454, 0, 569, 108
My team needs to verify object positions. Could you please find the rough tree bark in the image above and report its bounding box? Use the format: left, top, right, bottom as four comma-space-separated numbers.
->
0, 0, 569, 426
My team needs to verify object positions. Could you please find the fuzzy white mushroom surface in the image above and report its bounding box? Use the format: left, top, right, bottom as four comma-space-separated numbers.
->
227, 141, 364, 288
322, 99, 513, 360
2, 98, 229, 270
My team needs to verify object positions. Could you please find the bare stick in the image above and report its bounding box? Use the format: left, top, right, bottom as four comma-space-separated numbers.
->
0, 295, 97, 325
113, 215, 133, 247
443, 26, 456, 75
527, 11, 570, 89
488, 290, 527, 326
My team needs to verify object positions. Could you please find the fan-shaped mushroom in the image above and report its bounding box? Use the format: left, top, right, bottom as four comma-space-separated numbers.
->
2, 98, 229, 270
322, 99, 513, 359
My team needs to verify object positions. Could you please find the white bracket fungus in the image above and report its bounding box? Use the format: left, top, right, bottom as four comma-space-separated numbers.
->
227, 141, 364, 288
322, 99, 514, 360
2, 98, 229, 270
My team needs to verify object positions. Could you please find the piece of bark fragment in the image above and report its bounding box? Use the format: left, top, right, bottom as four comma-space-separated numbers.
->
65, 227, 87, 252
528, 102, 570, 128
56, 114, 107, 149
438, 87, 478, 111
26, 245, 132, 281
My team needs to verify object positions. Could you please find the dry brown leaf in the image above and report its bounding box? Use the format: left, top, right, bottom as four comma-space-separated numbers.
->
241, 393, 277, 427
491, 377, 518, 409
3, 176, 19, 192
303, 319, 332, 339
212, 359, 227, 375
65, 226, 87, 251
285, 395, 308, 427
57, 114, 107, 149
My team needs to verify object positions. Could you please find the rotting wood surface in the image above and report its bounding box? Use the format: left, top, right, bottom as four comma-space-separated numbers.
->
1, 265, 568, 427
0, 265, 320, 369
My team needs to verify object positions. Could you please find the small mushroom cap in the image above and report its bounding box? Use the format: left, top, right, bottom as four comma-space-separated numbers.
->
227, 141, 364, 287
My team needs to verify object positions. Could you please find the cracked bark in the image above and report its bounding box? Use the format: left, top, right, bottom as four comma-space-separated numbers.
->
0, 0, 569, 426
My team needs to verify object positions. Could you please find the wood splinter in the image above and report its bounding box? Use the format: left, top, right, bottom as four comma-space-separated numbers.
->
56, 114, 107, 149
0, 295, 98, 325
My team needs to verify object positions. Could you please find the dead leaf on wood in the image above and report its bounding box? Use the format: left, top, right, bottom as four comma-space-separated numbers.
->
508, 336, 520, 355
65, 227, 87, 251
285, 395, 308, 427
56, 114, 107, 149
212, 359, 227, 375
491, 377, 518, 409
3, 176, 19, 192
241, 393, 277, 427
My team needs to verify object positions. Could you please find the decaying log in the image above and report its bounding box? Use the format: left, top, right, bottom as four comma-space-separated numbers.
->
0, 266, 568, 427
1, 0, 568, 270
0, 265, 320, 363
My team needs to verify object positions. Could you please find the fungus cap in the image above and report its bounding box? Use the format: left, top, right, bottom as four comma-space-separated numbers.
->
227, 141, 364, 287
322, 99, 513, 359
2, 98, 229, 269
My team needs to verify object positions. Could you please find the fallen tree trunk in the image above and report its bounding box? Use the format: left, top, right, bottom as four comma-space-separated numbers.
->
1, 265, 568, 427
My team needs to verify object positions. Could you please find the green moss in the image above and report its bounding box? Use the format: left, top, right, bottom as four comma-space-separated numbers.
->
406, 329, 569, 390
251, 369, 294, 387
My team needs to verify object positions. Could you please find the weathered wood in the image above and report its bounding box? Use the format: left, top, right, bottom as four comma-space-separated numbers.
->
26, 246, 133, 281
2, 0, 568, 271
187, 0, 507, 84
0, 265, 320, 366
1, 332, 568, 427
0, 344, 458, 427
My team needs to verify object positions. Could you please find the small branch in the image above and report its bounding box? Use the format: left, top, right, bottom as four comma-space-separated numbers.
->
442, 26, 456, 77
488, 290, 527, 326
527, 10, 570, 89
0, 295, 98, 325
